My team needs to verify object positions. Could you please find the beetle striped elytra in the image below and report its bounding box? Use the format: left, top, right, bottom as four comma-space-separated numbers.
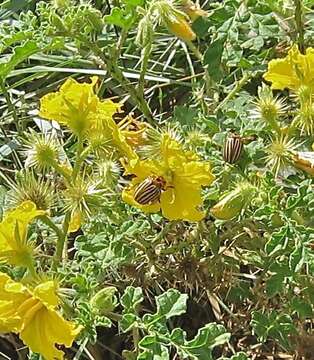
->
223, 134, 243, 164
134, 176, 166, 205
223, 133, 257, 164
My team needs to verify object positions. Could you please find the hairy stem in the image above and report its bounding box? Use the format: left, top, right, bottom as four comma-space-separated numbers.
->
294, 0, 305, 54
55, 211, 71, 265
214, 72, 251, 113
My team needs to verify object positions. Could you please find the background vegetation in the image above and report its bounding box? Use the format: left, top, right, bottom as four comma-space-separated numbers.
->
0, 0, 314, 359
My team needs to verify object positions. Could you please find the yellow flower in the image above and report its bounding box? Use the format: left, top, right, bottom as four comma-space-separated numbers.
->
0, 201, 45, 267
118, 115, 148, 147
122, 136, 214, 221
0, 273, 82, 360
165, 15, 196, 41
68, 209, 82, 233
39, 77, 135, 159
264, 45, 314, 91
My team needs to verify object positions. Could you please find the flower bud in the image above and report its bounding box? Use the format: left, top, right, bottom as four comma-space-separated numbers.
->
165, 15, 196, 41
210, 182, 257, 220
90, 287, 117, 315
136, 15, 154, 47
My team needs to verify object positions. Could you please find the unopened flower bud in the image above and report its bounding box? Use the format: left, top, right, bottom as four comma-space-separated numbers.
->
90, 287, 117, 315
210, 182, 257, 220
165, 15, 196, 41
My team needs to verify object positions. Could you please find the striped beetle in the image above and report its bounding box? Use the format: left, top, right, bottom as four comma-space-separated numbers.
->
223, 133, 257, 164
223, 134, 243, 164
134, 176, 166, 205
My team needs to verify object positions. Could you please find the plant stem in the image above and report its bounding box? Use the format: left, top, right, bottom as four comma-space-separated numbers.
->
138, 43, 152, 98
52, 161, 72, 182
72, 137, 84, 181
294, 0, 305, 54
27, 259, 38, 279
84, 39, 154, 124
214, 72, 251, 113
55, 211, 71, 265
132, 327, 140, 355
186, 41, 203, 61
0, 81, 23, 169
39, 215, 63, 242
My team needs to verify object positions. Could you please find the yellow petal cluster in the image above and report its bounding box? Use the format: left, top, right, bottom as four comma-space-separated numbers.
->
0, 273, 82, 360
0, 201, 45, 267
264, 45, 314, 91
122, 135, 214, 221
39, 77, 135, 159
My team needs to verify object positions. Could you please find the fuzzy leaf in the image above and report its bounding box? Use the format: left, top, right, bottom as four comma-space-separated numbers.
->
203, 38, 225, 81
170, 323, 230, 360
121, 286, 144, 313
138, 334, 169, 360
104, 8, 134, 29
0, 40, 39, 80
155, 289, 188, 320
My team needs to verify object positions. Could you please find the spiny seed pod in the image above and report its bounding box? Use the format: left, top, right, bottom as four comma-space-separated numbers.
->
165, 15, 196, 41
134, 176, 166, 205
210, 182, 257, 220
223, 134, 243, 164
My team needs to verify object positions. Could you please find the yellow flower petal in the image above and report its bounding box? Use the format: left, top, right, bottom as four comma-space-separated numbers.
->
0, 273, 29, 332
20, 307, 82, 360
264, 45, 314, 90
33, 281, 59, 308
39, 77, 99, 136
0, 201, 45, 267
0, 273, 82, 360
121, 138, 214, 221
161, 187, 205, 221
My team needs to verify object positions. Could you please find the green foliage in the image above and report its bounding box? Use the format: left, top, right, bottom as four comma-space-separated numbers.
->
120, 287, 231, 359
251, 310, 297, 350
0, 0, 314, 359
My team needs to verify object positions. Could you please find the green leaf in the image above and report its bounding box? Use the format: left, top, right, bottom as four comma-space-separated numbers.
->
90, 287, 117, 314
121, 286, 144, 313
155, 289, 188, 320
250, 311, 269, 342
251, 311, 296, 350
143, 289, 187, 333
104, 7, 134, 29
173, 106, 198, 126
289, 245, 305, 273
266, 274, 285, 298
203, 39, 225, 81
290, 298, 313, 319
123, 0, 144, 6
265, 226, 289, 255
171, 323, 230, 360
138, 334, 169, 360
120, 313, 140, 332
0, 40, 39, 80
